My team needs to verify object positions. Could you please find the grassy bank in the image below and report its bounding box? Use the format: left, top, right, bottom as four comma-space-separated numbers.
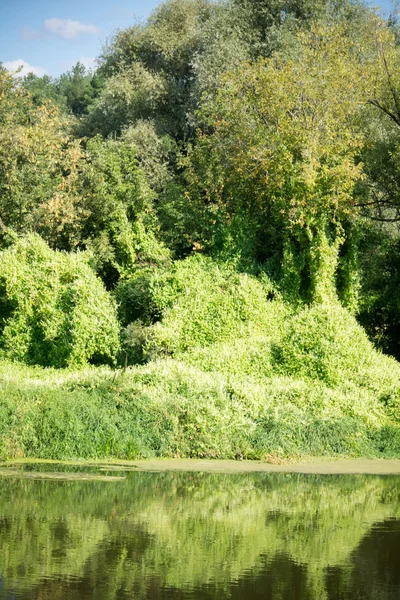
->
1, 257, 400, 461
1, 353, 400, 461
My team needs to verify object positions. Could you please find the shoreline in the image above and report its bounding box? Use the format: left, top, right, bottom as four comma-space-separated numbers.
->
2, 457, 400, 475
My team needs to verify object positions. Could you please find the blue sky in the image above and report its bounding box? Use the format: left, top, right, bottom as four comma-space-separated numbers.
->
0, 0, 396, 77
0, 0, 160, 77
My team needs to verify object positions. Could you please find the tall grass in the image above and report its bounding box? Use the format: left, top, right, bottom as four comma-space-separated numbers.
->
0, 356, 399, 460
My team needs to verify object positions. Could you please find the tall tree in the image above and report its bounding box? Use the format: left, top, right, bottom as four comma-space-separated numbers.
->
184, 23, 370, 303
0, 67, 81, 240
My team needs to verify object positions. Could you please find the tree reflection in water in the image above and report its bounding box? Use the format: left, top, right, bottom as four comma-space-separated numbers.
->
0, 469, 399, 599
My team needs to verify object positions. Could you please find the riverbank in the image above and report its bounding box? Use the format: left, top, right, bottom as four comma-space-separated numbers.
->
1, 356, 400, 462
3, 457, 400, 476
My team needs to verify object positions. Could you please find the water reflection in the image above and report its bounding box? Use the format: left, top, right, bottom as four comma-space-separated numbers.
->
0, 467, 399, 599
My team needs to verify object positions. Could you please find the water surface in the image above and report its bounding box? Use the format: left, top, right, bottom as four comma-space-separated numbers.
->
0, 463, 399, 599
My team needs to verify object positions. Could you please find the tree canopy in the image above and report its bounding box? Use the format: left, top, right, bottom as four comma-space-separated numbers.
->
3, 0, 400, 361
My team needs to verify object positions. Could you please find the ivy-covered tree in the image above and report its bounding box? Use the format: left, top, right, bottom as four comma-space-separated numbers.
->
184, 23, 370, 304
71, 136, 170, 285
0, 235, 120, 367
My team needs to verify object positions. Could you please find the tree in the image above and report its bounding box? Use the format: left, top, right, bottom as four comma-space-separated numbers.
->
23, 63, 104, 117
82, 0, 370, 141
354, 17, 400, 222
57, 62, 104, 116
83, 0, 214, 140
0, 67, 81, 240
185, 23, 369, 303
21, 73, 66, 110
72, 136, 170, 284
0, 68, 166, 283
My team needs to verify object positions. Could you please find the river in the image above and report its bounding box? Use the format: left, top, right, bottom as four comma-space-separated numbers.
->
0, 461, 399, 599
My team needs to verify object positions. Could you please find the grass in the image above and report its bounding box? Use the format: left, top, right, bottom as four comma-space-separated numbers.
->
0, 354, 399, 461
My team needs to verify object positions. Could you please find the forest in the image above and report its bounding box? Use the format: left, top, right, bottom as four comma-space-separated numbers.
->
1, 0, 400, 460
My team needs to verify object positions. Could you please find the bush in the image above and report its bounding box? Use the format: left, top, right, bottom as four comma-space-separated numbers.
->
144, 254, 283, 358
115, 266, 166, 327
1, 248, 400, 461
273, 302, 400, 391
0, 235, 120, 367
115, 254, 284, 364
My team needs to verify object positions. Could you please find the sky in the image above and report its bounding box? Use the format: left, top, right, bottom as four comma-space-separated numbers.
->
0, 0, 396, 78
0, 0, 160, 77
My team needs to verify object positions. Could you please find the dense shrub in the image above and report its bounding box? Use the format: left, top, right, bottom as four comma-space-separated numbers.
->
1, 243, 400, 461
115, 265, 166, 327
0, 235, 120, 367
116, 254, 284, 361
115, 259, 400, 416
273, 303, 400, 394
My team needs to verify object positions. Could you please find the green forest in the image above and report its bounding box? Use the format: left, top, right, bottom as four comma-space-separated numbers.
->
2, 0, 400, 460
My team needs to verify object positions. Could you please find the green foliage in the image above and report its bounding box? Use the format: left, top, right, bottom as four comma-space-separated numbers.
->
146, 256, 281, 357
108, 253, 400, 461
75, 135, 169, 279
22, 73, 68, 111
23, 62, 105, 117
0, 249, 399, 458
187, 22, 371, 302
0, 68, 81, 238
83, 0, 214, 139
0, 235, 120, 367
115, 265, 167, 327
57, 62, 104, 116
119, 320, 149, 365
358, 229, 400, 360
273, 302, 399, 392
2, 0, 400, 461
122, 120, 175, 191
30, 133, 170, 282
115, 255, 281, 362
81, 64, 167, 138
0, 353, 399, 461
0, 68, 166, 282
82, 0, 370, 142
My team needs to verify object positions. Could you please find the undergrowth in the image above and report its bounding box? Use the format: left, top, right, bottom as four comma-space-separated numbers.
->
0, 357, 399, 460
1, 254, 400, 461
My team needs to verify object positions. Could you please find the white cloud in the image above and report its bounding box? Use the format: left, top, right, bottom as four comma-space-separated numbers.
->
44, 18, 100, 40
20, 26, 43, 41
3, 59, 48, 78
60, 56, 98, 72
80, 56, 97, 70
